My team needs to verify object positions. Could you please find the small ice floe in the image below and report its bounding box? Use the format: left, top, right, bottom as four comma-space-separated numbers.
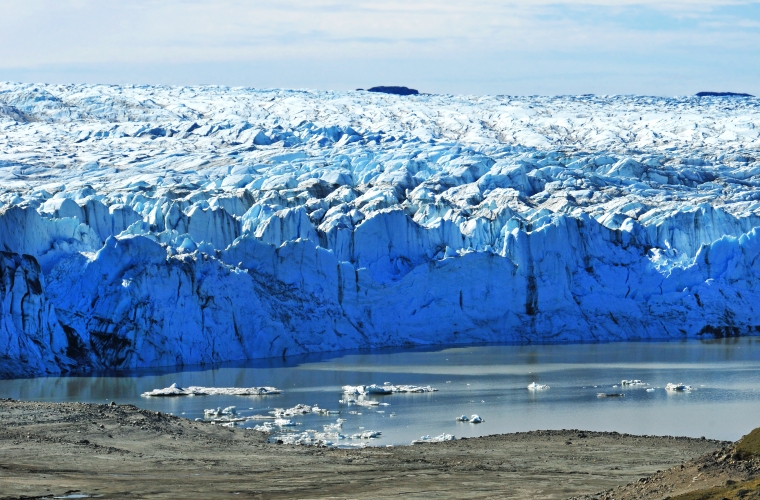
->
456, 415, 469, 422
470, 414, 484, 423
142, 382, 281, 397
323, 419, 346, 432
597, 393, 625, 398
268, 430, 347, 447
412, 433, 455, 444
271, 404, 312, 417
311, 406, 340, 415
665, 382, 693, 392
343, 385, 392, 395
621, 380, 647, 386
204, 406, 237, 417
339, 398, 381, 407
253, 422, 276, 432
274, 418, 296, 427
527, 382, 549, 390
646, 388, 656, 392
342, 384, 437, 395
350, 430, 381, 439
203, 406, 250, 424
389, 413, 396, 417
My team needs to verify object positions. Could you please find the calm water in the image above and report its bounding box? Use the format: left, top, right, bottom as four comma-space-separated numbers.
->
1, 338, 759, 445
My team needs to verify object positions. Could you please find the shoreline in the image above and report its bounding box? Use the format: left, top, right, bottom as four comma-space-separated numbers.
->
1, 398, 747, 499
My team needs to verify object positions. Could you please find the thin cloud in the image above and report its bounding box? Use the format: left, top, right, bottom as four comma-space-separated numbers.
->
0, 0, 757, 94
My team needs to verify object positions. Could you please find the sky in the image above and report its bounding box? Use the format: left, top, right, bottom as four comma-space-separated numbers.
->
0, 0, 758, 96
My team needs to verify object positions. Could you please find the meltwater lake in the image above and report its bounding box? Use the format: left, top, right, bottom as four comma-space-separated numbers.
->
1, 338, 759, 446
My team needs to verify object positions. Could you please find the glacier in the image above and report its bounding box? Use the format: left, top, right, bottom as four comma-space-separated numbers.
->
1, 82, 760, 378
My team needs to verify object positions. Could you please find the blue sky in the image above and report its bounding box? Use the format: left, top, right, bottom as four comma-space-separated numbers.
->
0, 0, 758, 96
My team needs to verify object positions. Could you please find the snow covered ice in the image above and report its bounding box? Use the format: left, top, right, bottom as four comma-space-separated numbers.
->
1, 82, 760, 377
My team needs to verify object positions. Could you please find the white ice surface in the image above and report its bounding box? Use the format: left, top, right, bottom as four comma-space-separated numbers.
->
527, 382, 550, 390
665, 382, 693, 391
1, 83, 760, 376
412, 433, 456, 444
342, 384, 437, 395
141, 383, 281, 397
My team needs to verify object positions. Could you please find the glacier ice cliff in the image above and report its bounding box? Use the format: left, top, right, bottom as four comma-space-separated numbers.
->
1, 82, 760, 377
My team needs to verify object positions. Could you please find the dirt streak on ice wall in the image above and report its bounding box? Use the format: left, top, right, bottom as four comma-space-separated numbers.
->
1, 83, 759, 377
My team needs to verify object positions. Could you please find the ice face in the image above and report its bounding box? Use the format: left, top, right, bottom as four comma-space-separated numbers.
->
1, 83, 759, 377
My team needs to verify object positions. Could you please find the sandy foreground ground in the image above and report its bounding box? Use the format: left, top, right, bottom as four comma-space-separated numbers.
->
0, 398, 749, 499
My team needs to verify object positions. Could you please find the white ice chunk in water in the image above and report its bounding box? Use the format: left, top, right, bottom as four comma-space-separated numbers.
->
142, 383, 281, 397
350, 430, 382, 439
527, 382, 550, 390
470, 414, 484, 423
665, 382, 693, 392
621, 380, 647, 386
412, 433, 456, 444
342, 384, 437, 395
271, 404, 312, 416
456, 415, 469, 422
339, 398, 381, 407
204, 406, 237, 417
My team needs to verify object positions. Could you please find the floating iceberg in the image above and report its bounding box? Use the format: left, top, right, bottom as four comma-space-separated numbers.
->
412, 434, 456, 444
527, 382, 550, 390
621, 380, 647, 387
350, 430, 382, 439
271, 404, 313, 417
339, 398, 381, 407
204, 406, 237, 417
311, 406, 340, 415
342, 385, 392, 395
268, 430, 346, 447
470, 414, 484, 423
665, 383, 693, 392
456, 415, 469, 422
323, 419, 346, 432
142, 383, 281, 397
253, 422, 276, 432
342, 384, 437, 395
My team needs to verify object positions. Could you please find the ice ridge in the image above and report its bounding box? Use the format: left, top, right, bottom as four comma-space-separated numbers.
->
1, 83, 760, 377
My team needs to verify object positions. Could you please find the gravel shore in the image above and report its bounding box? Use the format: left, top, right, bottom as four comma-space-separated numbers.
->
0, 399, 734, 499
